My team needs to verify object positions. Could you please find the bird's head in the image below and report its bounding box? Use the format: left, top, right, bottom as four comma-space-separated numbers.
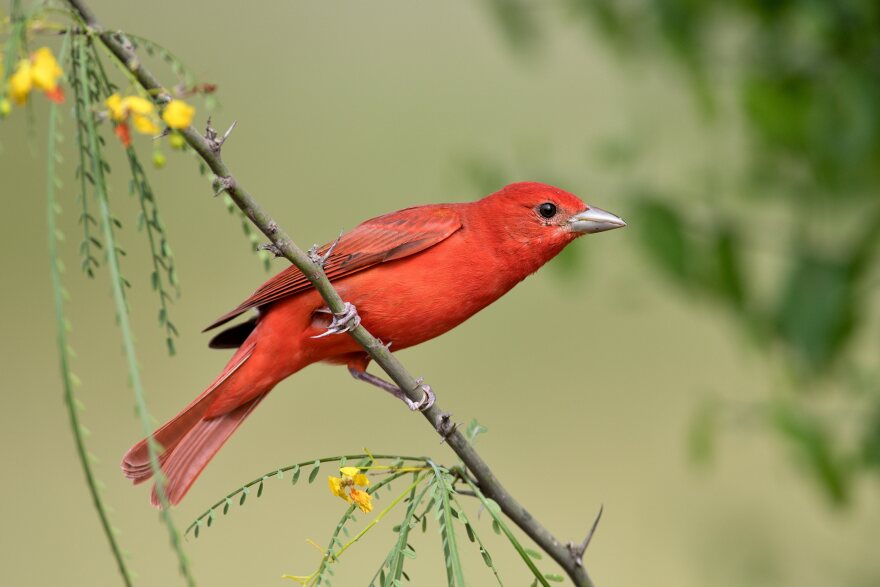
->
481, 182, 626, 250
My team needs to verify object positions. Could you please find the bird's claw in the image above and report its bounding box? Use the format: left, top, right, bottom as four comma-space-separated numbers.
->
405, 378, 435, 412
312, 302, 361, 338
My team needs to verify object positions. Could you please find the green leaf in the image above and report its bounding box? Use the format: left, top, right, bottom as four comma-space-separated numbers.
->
524, 549, 542, 560
386, 476, 431, 586
465, 419, 489, 445
699, 223, 746, 309
463, 478, 550, 586
771, 402, 849, 504
448, 492, 504, 585
633, 196, 691, 285
774, 247, 856, 373
429, 468, 465, 587
480, 547, 493, 567
309, 460, 321, 483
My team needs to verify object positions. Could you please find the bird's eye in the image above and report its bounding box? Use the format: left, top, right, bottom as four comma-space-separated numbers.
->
537, 202, 557, 219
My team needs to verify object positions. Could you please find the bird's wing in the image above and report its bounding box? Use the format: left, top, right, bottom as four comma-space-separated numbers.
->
204, 205, 462, 331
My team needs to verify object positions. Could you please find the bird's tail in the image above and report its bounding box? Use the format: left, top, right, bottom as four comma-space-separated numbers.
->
121, 340, 267, 506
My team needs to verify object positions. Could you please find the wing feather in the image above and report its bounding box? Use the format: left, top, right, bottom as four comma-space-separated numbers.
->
203, 205, 462, 331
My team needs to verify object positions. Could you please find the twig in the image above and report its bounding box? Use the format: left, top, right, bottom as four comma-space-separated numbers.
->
62, 1, 599, 584
46, 32, 133, 586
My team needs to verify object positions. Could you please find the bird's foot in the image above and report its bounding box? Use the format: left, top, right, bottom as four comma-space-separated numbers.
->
407, 378, 435, 412
312, 302, 361, 338
347, 367, 435, 412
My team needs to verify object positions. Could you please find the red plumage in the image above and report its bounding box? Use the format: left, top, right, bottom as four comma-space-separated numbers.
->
121, 182, 624, 506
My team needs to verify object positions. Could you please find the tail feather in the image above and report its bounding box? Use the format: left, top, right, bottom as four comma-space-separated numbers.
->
121, 396, 211, 484
150, 396, 265, 506
120, 340, 261, 504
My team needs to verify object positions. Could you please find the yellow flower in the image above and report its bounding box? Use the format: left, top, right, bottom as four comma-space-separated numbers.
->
30, 47, 63, 92
162, 99, 195, 129
327, 476, 349, 503
122, 95, 153, 115
327, 466, 372, 511
105, 93, 126, 120
9, 60, 32, 104
8, 47, 64, 105
131, 113, 159, 135
104, 93, 160, 145
349, 488, 373, 513
340, 466, 370, 487
0, 98, 10, 118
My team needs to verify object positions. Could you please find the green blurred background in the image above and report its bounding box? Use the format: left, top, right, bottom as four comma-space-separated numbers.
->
2, 0, 879, 585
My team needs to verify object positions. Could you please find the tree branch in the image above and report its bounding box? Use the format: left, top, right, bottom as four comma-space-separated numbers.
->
63, 1, 598, 584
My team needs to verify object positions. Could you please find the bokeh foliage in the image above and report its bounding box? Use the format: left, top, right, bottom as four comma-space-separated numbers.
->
482, 0, 880, 504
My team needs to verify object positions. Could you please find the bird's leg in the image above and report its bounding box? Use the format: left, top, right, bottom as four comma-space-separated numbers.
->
311, 302, 361, 338
347, 366, 435, 412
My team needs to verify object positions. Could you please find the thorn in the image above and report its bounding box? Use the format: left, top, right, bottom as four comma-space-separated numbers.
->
205, 116, 217, 140
153, 127, 171, 141
308, 229, 344, 268
213, 175, 235, 197
205, 118, 237, 152
307, 244, 321, 265
222, 120, 238, 143
436, 412, 457, 441
567, 504, 604, 566
258, 242, 283, 257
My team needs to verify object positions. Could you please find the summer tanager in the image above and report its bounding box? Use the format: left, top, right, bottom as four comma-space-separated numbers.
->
122, 182, 625, 505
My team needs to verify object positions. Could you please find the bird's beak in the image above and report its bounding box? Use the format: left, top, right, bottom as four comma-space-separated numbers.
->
568, 206, 627, 234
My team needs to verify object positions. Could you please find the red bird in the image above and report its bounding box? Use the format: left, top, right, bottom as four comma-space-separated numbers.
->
122, 182, 625, 505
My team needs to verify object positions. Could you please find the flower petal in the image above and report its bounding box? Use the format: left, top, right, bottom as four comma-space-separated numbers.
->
162, 99, 195, 129
105, 94, 126, 121
30, 47, 62, 92
114, 122, 132, 147
9, 60, 33, 105
45, 86, 65, 104
132, 113, 159, 135
327, 476, 349, 501
123, 95, 154, 116
349, 488, 373, 513
339, 466, 360, 478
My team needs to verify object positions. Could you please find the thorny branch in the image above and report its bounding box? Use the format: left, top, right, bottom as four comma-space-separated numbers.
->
63, 1, 600, 584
